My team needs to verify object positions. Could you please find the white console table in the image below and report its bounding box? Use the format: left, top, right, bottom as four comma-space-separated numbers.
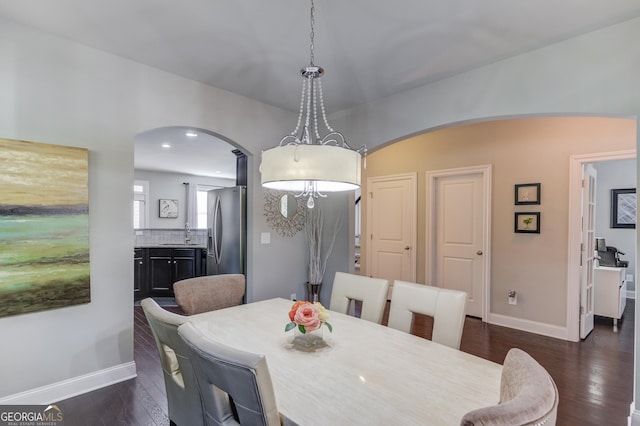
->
594, 266, 627, 332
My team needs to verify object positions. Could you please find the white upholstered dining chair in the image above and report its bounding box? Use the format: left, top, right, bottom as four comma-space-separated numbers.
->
460, 348, 559, 426
329, 271, 390, 324
387, 280, 467, 350
178, 322, 285, 426
140, 298, 205, 426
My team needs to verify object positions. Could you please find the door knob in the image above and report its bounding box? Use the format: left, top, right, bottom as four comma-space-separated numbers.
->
404, 246, 410, 250
476, 250, 483, 255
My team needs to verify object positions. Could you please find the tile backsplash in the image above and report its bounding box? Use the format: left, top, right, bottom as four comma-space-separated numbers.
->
134, 228, 207, 246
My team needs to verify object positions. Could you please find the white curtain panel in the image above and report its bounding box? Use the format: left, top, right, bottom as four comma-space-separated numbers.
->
185, 182, 198, 228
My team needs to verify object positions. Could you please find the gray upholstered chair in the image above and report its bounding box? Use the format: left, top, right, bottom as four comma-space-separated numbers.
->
177, 322, 283, 426
173, 274, 245, 315
140, 298, 205, 426
460, 348, 559, 426
329, 271, 390, 324
387, 280, 467, 350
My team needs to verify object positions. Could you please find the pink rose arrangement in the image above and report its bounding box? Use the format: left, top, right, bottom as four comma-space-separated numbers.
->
285, 301, 333, 334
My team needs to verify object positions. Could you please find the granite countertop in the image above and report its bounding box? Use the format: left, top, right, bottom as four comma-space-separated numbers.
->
135, 244, 206, 249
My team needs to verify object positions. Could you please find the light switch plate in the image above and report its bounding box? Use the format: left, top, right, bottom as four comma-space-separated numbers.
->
261, 232, 271, 244
626, 274, 634, 283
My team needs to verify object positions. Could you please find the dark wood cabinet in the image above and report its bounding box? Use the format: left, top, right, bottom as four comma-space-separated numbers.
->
148, 249, 174, 294
173, 249, 199, 282
134, 248, 146, 298
135, 247, 204, 300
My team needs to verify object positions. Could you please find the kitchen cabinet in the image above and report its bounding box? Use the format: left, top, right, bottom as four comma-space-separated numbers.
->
135, 247, 204, 299
594, 266, 627, 332
134, 248, 146, 298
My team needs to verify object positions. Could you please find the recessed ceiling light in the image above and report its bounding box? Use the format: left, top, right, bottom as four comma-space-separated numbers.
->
161, 143, 171, 148
185, 131, 198, 137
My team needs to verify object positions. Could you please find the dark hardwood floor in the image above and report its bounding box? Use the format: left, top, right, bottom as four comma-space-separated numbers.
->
56, 300, 634, 425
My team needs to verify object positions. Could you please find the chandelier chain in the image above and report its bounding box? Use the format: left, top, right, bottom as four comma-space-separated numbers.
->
305, 77, 313, 139
309, 0, 315, 66
291, 78, 306, 136
313, 81, 321, 141
317, 80, 334, 133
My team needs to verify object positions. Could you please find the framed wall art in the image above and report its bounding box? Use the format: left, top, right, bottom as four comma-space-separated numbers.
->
515, 183, 540, 205
0, 137, 90, 318
515, 212, 540, 234
611, 188, 636, 229
159, 199, 179, 218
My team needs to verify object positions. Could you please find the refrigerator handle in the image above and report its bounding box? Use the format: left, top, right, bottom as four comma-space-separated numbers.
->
207, 228, 214, 257
212, 196, 222, 265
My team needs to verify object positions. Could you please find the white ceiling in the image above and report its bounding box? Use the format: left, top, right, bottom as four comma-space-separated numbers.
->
135, 127, 238, 179
2, 0, 638, 177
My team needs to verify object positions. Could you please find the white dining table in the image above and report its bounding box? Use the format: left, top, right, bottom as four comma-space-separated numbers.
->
188, 298, 501, 425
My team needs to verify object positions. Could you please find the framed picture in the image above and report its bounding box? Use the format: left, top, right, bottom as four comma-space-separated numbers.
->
0, 138, 90, 318
611, 188, 636, 229
515, 212, 540, 234
515, 183, 541, 205
159, 199, 178, 218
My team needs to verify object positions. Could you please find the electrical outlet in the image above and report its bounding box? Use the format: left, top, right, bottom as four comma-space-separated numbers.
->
626, 274, 634, 283
508, 290, 517, 305
290, 293, 296, 301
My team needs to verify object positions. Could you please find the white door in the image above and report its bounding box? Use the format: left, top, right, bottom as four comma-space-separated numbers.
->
580, 164, 597, 339
366, 174, 417, 286
433, 173, 486, 318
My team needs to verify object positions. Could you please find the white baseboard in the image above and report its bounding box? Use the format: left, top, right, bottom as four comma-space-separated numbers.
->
629, 401, 640, 425
0, 362, 136, 404
626, 290, 635, 300
487, 313, 568, 340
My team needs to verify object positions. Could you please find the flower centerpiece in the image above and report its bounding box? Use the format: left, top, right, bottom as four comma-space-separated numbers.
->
285, 301, 333, 334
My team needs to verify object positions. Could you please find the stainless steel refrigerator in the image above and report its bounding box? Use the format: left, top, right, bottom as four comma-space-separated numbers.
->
206, 186, 246, 275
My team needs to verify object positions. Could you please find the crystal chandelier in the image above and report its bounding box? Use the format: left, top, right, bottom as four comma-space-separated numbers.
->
260, 0, 366, 209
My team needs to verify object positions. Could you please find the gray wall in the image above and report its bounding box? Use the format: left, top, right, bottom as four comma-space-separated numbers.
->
0, 16, 314, 400
134, 169, 234, 229
594, 159, 637, 291
333, 18, 639, 150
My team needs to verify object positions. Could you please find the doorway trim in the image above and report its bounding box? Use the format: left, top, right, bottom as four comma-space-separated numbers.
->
567, 149, 636, 342
426, 164, 492, 321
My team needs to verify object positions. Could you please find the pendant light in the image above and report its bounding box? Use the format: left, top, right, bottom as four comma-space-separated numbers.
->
260, 0, 366, 208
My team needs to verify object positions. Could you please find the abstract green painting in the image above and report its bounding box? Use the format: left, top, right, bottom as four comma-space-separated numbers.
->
0, 138, 90, 318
